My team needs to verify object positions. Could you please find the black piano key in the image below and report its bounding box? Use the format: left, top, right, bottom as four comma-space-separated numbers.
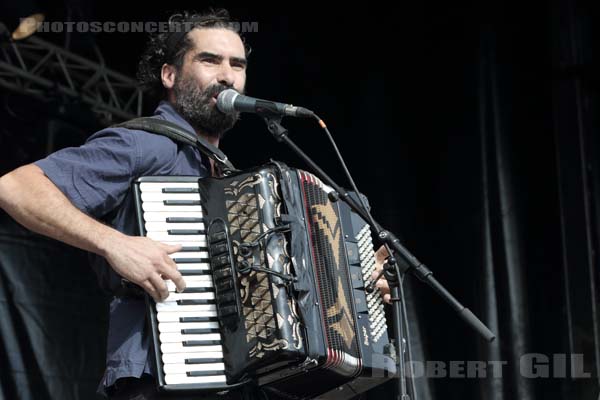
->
181, 246, 208, 252
163, 200, 201, 205
179, 316, 218, 323
180, 270, 211, 276
177, 299, 213, 306
167, 229, 206, 235
162, 188, 199, 193
185, 358, 224, 364
173, 258, 210, 264
166, 217, 204, 223
183, 287, 215, 293
186, 371, 224, 377
183, 340, 221, 347
181, 328, 220, 335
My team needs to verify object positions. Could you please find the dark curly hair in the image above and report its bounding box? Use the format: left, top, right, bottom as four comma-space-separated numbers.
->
137, 9, 251, 100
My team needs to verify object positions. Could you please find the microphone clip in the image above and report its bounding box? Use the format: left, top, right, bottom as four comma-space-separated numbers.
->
264, 116, 289, 143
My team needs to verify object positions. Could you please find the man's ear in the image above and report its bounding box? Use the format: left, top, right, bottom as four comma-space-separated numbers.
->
161, 63, 177, 90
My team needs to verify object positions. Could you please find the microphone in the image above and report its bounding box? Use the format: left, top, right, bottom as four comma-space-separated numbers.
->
216, 89, 315, 118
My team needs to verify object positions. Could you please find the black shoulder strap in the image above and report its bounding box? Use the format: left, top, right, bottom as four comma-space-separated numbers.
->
113, 117, 237, 175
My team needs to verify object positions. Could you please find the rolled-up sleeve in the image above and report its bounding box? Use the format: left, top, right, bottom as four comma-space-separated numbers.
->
34, 128, 140, 218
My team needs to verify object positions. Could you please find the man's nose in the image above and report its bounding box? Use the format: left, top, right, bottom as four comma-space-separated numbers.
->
217, 64, 235, 87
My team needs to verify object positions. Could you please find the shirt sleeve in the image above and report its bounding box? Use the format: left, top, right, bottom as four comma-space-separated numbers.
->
34, 128, 141, 218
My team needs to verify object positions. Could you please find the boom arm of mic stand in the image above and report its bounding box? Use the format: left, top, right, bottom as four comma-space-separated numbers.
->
264, 116, 496, 343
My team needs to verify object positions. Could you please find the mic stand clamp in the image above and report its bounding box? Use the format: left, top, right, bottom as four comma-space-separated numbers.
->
264, 116, 289, 142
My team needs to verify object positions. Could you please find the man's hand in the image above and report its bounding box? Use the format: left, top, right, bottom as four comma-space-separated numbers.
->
103, 236, 186, 303
370, 245, 392, 304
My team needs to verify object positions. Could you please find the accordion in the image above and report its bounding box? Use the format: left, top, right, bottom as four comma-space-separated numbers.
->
133, 162, 396, 399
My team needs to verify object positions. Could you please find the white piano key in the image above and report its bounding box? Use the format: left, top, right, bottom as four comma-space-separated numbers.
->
147, 232, 207, 243
141, 192, 201, 202
163, 292, 215, 302
143, 211, 204, 222
169, 252, 209, 259
177, 263, 211, 271
156, 309, 217, 322
153, 241, 209, 248
181, 276, 213, 283
164, 373, 226, 385
140, 182, 200, 192
162, 351, 223, 364
160, 332, 221, 343
142, 203, 203, 212
161, 342, 223, 354
158, 321, 219, 333
156, 302, 215, 312
145, 222, 206, 231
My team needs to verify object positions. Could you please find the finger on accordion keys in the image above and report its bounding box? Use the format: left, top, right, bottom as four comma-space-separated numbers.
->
166, 279, 213, 292
168, 251, 209, 259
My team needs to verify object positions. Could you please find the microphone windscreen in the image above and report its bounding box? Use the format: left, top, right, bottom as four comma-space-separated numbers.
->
216, 89, 239, 114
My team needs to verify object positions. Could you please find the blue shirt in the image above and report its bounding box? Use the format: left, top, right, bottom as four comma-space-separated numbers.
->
34, 101, 210, 395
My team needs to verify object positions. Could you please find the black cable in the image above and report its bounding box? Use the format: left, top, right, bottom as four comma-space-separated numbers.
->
313, 115, 395, 257
238, 261, 295, 283
236, 224, 295, 282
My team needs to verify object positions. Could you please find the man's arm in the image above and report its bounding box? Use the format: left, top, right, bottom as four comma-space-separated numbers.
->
0, 164, 185, 301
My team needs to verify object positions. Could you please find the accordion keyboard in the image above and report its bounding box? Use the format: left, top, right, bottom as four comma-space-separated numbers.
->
138, 180, 227, 387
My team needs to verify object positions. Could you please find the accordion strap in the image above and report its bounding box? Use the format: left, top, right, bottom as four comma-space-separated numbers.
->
113, 117, 238, 175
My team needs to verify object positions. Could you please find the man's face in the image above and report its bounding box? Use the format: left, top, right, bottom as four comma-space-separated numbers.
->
171, 28, 247, 139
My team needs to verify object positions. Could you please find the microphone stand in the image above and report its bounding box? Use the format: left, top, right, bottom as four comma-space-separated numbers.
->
262, 115, 496, 399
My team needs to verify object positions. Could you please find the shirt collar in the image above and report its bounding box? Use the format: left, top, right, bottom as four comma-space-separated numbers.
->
154, 100, 196, 135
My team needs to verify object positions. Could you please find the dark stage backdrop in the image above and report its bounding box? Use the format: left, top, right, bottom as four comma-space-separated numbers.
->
1, 1, 599, 399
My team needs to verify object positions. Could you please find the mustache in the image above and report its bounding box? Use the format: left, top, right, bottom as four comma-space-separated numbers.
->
203, 83, 244, 99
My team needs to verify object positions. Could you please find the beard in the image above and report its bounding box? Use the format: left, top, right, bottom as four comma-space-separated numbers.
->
172, 74, 240, 139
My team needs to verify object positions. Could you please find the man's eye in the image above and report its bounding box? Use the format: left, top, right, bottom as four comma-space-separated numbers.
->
202, 58, 219, 64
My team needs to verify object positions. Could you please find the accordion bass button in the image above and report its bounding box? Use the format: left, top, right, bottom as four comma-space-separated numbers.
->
345, 242, 360, 265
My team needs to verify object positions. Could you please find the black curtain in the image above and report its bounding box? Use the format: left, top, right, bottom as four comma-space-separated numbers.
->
1, 1, 600, 399
0, 212, 109, 399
